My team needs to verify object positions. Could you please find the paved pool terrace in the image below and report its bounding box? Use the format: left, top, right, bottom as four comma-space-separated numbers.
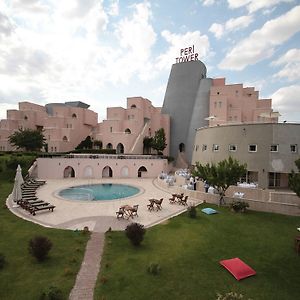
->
8, 178, 202, 232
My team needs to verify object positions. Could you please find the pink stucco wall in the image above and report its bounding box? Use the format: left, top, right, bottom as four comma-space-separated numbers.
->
209, 78, 277, 126
37, 155, 169, 179
92, 96, 170, 155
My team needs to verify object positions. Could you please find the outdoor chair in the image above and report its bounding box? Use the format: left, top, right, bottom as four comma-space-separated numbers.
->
169, 195, 177, 204
154, 198, 163, 210
29, 204, 55, 216
179, 195, 188, 206
147, 201, 155, 211
131, 205, 139, 217
116, 207, 125, 219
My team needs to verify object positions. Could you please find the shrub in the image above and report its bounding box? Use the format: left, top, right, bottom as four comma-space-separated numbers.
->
216, 291, 252, 300
39, 286, 64, 300
125, 222, 146, 246
147, 263, 161, 275
230, 200, 249, 213
0, 253, 6, 269
28, 236, 52, 262
188, 205, 197, 218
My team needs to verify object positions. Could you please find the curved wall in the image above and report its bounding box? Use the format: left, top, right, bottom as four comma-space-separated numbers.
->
162, 61, 210, 163
192, 123, 300, 188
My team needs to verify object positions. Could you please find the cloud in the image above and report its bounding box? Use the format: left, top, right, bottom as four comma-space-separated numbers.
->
0, 12, 14, 37
227, 0, 294, 13
107, 0, 119, 16
157, 30, 210, 70
271, 85, 300, 117
113, 1, 157, 81
11, 0, 50, 13
0, 103, 18, 120
201, 0, 216, 6
209, 15, 253, 39
272, 48, 300, 81
209, 23, 224, 39
219, 5, 300, 70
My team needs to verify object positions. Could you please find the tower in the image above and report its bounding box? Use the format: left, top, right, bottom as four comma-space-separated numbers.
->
161, 60, 212, 165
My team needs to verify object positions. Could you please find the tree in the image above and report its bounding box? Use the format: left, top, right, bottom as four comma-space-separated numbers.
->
151, 128, 167, 155
192, 157, 247, 206
75, 136, 93, 150
289, 158, 300, 197
8, 128, 46, 151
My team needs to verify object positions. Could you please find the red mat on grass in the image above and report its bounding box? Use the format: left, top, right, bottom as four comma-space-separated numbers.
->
219, 258, 256, 281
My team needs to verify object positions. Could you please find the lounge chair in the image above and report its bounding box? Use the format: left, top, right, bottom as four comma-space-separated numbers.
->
29, 204, 55, 215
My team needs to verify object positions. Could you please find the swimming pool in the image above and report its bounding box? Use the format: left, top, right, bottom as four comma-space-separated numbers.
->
58, 183, 140, 201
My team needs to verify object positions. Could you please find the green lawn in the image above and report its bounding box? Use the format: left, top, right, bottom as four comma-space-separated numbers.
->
95, 204, 300, 300
0, 180, 89, 300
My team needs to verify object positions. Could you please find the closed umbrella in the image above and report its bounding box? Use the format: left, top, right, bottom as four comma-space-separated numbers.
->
12, 164, 24, 205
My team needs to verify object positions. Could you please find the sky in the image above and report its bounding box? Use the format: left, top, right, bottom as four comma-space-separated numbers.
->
0, 0, 300, 122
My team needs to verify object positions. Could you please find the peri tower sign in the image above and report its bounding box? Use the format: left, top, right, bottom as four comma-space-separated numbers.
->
175, 45, 199, 63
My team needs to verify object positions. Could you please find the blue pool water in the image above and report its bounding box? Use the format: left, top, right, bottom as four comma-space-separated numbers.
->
58, 183, 140, 201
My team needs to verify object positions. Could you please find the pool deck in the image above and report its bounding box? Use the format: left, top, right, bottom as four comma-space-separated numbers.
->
8, 178, 202, 232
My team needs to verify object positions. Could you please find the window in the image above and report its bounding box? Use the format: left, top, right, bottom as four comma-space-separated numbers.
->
217, 92, 220, 95
131, 104, 136, 108
54, 147, 57, 152
229, 144, 237, 152
290, 144, 298, 153
248, 144, 257, 152
214, 102, 217, 108
270, 144, 278, 152
110, 127, 113, 133
202, 144, 207, 151
24, 115, 28, 120
195, 145, 199, 151
218, 101, 222, 108
213, 144, 219, 152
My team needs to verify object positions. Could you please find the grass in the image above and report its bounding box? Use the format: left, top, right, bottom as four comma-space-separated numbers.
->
0, 154, 90, 300
95, 204, 300, 300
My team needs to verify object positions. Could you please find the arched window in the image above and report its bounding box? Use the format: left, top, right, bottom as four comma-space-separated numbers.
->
131, 104, 136, 108
63, 136, 68, 142
125, 128, 131, 134
138, 166, 147, 178
106, 143, 113, 149
179, 143, 185, 152
102, 166, 113, 178
64, 166, 75, 178
72, 113, 77, 118
116, 143, 124, 154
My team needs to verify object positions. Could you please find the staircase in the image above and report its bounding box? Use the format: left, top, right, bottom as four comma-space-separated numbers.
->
175, 151, 189, 169
129, 121, 150, 154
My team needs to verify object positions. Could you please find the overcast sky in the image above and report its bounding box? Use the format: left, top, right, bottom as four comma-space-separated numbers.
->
0, 0, 299, 122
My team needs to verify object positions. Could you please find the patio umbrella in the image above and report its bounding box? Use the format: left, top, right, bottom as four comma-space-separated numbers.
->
12, 164, 24, 204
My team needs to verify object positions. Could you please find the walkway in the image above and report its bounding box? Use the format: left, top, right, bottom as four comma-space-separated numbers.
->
69, 232, 105, 300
